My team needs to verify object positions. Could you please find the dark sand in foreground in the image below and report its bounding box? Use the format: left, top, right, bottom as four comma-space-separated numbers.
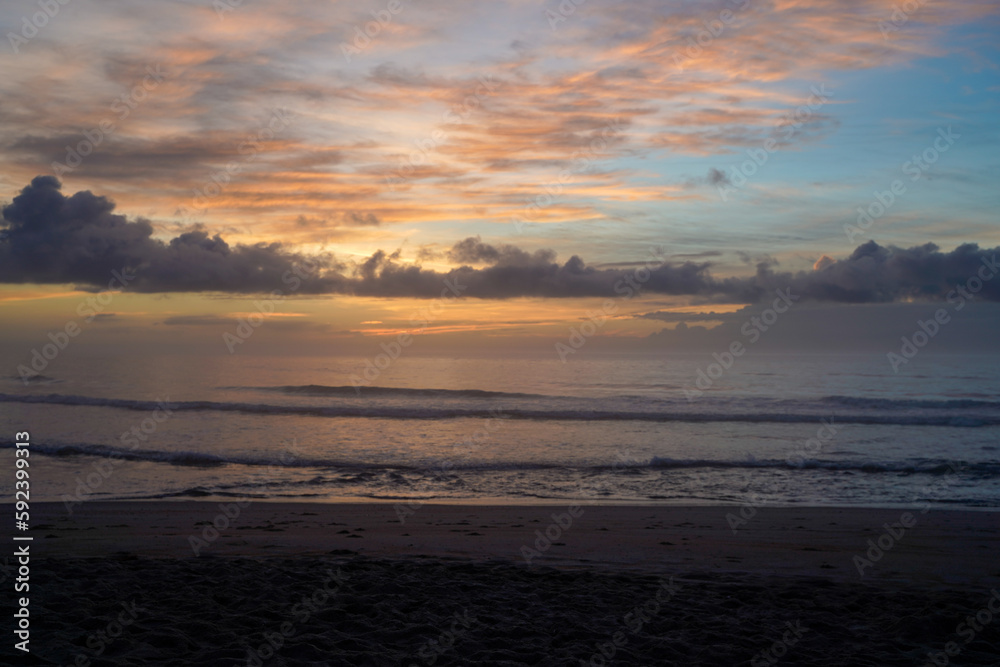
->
5, 502, 1000, 665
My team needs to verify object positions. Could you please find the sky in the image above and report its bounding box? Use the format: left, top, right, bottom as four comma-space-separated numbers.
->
1, 0, 998, 357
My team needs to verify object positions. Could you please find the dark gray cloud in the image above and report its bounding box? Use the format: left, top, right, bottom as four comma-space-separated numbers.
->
294, 211, 381, 229
707, 168, 731, 186
736, 251, 778, 267
343, 211, 381, 226
0, 176, 338, 294
762, 241, 1000, 304
446, 235, 556, 266
3, 178, 998, 303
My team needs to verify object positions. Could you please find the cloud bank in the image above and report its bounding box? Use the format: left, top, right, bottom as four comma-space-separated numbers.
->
2, 177, 997, 303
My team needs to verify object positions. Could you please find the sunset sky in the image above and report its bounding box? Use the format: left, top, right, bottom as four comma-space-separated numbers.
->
1, 0, 998, 356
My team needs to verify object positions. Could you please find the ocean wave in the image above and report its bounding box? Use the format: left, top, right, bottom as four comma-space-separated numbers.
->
108, 489, 1000, 506
3, 392, 1000, 426
114, 488, 276, 501
644, 456, 998, 475
230, 384, 547, 399
8, 441, 416, 470
7, 441, 998, 478
820, 395, 1000, 410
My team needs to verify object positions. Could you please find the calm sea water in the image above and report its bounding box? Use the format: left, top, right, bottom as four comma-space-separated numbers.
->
2, 352, 999, 509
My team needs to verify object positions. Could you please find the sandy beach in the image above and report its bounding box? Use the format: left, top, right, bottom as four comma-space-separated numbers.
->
4, 501, 999, 665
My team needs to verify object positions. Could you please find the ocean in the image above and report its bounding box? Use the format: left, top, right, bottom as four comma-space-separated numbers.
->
2, 352, 999, 509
